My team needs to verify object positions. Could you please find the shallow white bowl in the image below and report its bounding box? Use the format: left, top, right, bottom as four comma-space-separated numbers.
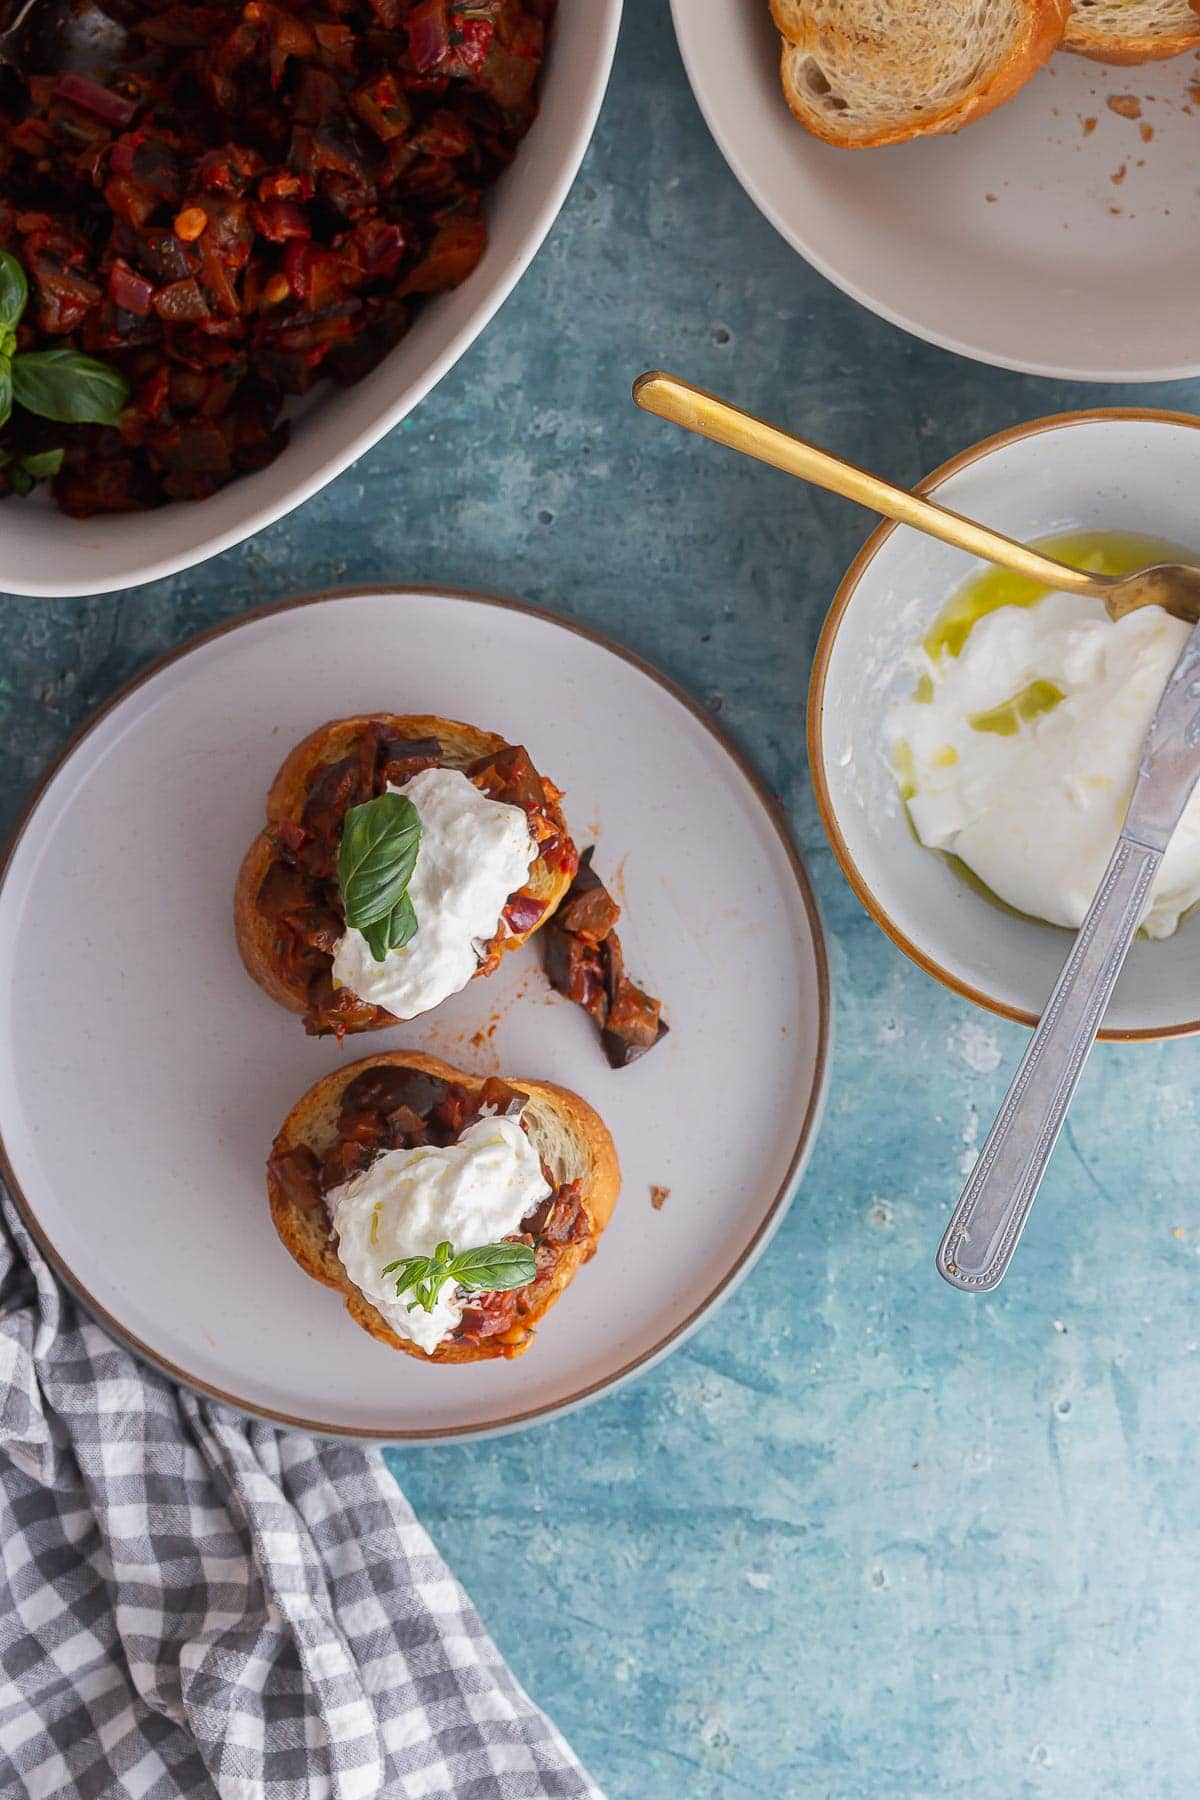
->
673, 0, 1200, 381
809, 410, 1200, 1042
0, 3, 621, 599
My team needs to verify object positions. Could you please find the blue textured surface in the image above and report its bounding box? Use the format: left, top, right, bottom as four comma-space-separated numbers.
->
5, 6, 1200, 1796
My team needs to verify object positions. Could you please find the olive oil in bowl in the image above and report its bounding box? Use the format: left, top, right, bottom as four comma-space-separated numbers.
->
897, 529, 1199, 929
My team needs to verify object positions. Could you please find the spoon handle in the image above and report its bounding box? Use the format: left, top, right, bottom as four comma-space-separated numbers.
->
633, 372, 1104, 599
937, 836, 1160, 1292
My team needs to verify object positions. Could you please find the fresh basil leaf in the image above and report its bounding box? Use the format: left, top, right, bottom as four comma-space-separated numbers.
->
383, 1235, 536, 1328
411, 1279, 439, 1315
20, 447, 64, 480
449, 1242, 537, 1293
385, 1254, 435, 1308
338, 791, 421, 957
0, 253, 27, 333
0, 359, 11, 432
387, 1249, 472, 1316
408, 1240, 457, 1310
339, 792, 421, 925
361, 891, 416, 963
384, 1254, 432, 1286
12, 348, 129, 424
2, 442, 65, 498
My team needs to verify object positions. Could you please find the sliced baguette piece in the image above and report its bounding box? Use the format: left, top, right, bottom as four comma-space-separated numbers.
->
1063, 0, 1200, 63
235, 714, 574, 1031
267, 1051, 621, 1364
773, 0, 1070, 149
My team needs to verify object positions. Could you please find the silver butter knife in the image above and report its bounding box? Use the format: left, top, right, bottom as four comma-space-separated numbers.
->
938, 616, 1200, 1293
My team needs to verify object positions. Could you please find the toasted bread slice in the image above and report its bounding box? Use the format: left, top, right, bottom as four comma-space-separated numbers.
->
267, 1051, 621, 1363
235, 714, 574, 1032
1063, 0, 1200, 63
773, 0, 1069, 149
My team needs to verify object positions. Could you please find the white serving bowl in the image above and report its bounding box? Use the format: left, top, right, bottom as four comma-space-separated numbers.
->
809, 409, 1200, 1041
1, 3, 621, 598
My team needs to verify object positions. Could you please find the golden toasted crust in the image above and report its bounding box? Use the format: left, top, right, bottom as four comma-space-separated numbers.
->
774, 0, 1069, 149
267, 1051, 621, 1363
1063, 9, 1200, 63
234, 714, 574, 1030
1067, 36, 1200, 59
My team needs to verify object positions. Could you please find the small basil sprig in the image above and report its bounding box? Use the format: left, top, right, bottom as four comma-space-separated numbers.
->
0, 446, 63, 496
382, 1239, 537, 1315
0, 251, 128, 449
338, 791, 422, 962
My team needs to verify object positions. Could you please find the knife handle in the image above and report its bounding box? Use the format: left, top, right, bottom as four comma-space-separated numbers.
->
937, 836, 1160, 1293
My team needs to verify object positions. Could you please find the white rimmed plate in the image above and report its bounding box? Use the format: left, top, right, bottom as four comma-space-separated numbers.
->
0, 589, 829, 1439
672, 0, 1200, 381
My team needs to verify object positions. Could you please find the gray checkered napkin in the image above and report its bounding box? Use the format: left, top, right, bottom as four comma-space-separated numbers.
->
0, 1195, 602, 1800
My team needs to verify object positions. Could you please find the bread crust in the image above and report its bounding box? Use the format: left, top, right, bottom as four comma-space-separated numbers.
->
234, 714, 575, 1030
1062, 17, 1200, 62
774, 0, 1070, 149
267, 1051, 621, 1363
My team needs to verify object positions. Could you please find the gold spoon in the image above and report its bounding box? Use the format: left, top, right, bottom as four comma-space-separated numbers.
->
632, 372, 1200, 624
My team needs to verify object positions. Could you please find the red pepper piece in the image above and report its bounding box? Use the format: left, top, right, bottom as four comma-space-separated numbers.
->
408, 0, 450, 71
445, 18, 494, 77
503, 893, 547, 935
54, 73, 138, 129
252, 201, 311, 243
108, 259, 155, 317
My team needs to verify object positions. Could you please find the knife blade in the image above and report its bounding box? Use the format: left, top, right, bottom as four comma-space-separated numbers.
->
937, 612, 1200, 1293
1121, 617, 1200, 853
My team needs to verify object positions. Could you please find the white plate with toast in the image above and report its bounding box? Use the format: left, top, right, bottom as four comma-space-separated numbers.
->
0, 589, 829, 1440
673, 0, 1200, 380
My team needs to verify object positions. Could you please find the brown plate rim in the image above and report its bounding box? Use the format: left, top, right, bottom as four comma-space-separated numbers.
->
0, 584, 831, 1441
808, 404, 1200, 1044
